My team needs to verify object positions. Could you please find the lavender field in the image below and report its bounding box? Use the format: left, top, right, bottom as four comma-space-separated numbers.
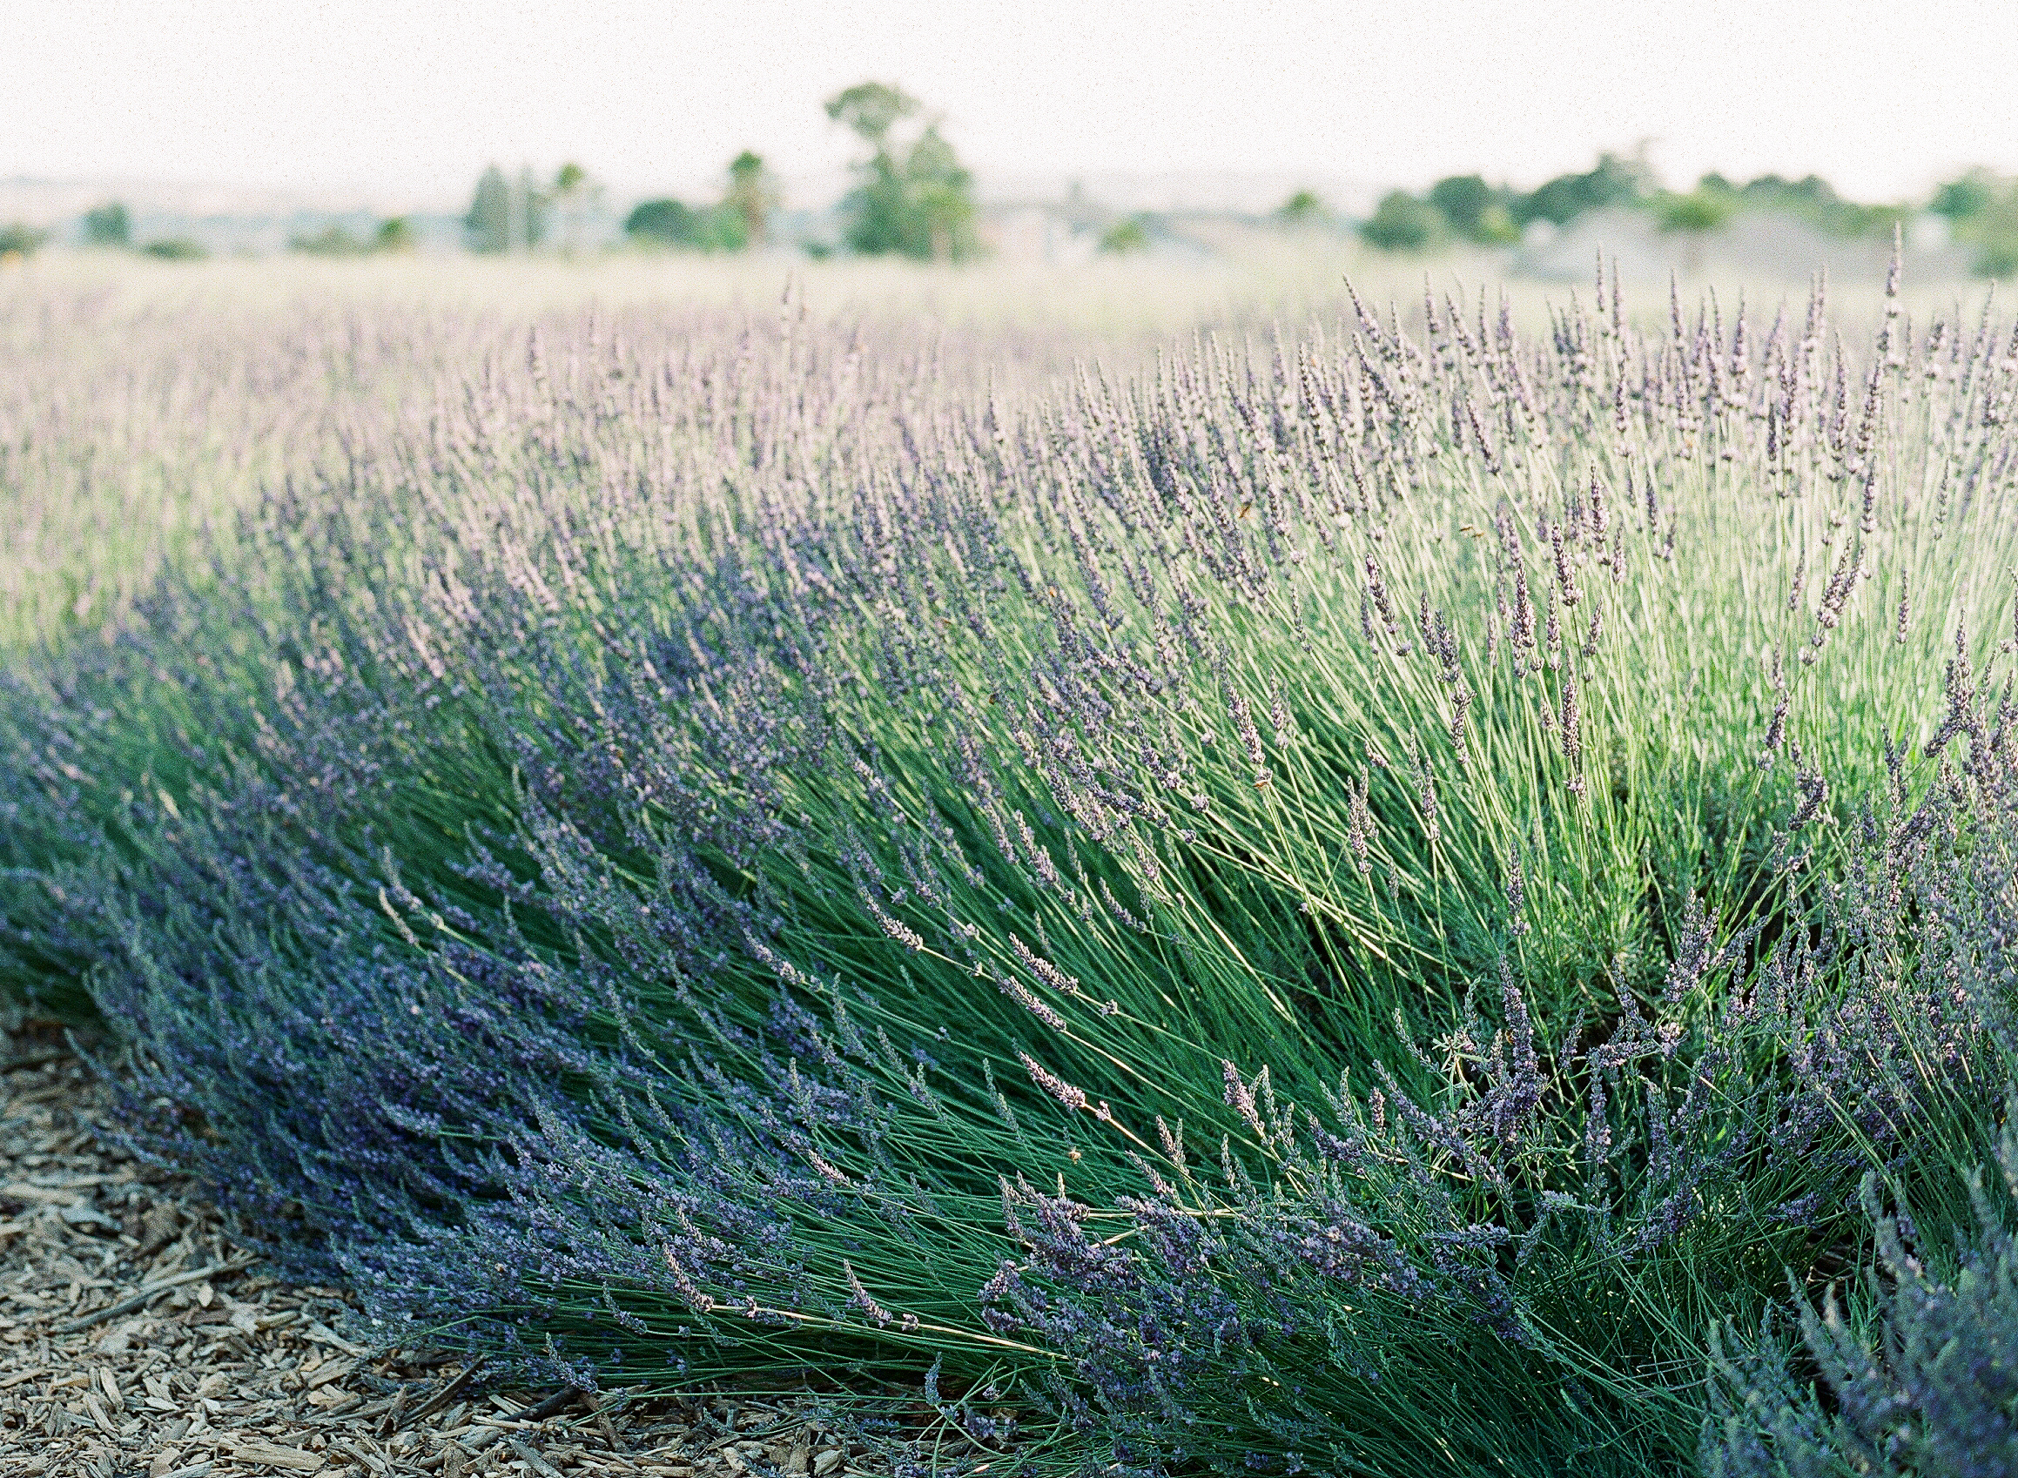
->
4, 252, 2018, 1477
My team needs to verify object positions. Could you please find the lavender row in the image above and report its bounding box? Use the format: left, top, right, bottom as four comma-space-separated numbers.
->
3, 257, 2017, 1474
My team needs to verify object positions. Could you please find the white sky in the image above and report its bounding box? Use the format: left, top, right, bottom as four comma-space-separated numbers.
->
7, 0, 2017, 208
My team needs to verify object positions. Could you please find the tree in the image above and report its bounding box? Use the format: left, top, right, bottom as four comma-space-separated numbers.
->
1657, 185, 1736, 236
1736, 172, 1891, 238
1513, 153, 1649, 228
374, 218, 416, 253
516, 167, 551, 250
1359, 191, 1442, 252
723, 151, 779, 248
1926, 171, 2018, 278
466, 166, 548, 254
825, 82, 978, 261
1931, 171, 1997, 223
466, 167, 510, 254
626, 198, 704, 247
1657, 182, 1736, 275
1427, 175, 1519, 244
82, 202, 129, 247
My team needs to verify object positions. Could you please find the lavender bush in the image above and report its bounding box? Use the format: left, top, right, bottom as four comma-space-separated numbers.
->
5, 254, 2018, 1474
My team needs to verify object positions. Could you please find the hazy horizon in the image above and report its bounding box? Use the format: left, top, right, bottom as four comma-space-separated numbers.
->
9, 0, 2017, 211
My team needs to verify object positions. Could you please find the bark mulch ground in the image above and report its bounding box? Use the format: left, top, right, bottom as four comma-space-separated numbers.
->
0, 1034, 899, 1478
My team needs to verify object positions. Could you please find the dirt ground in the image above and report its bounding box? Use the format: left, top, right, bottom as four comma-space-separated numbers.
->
0, 1038, 892, 1478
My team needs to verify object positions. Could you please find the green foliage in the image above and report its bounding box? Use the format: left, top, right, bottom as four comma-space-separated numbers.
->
1360, 157, 1649, 255
826, 81, 979, 261
0, 223, 47, 258
624, 198, 744, 252
1357, 157, 1914, 258
826, 81, 917, 145
1275, 189, 1328, 225
1927, 170, 2018, 279
139, 238, 205, 261
1656, 185, 1737, 235
724, 150, 778, 246
1358, 189, 1443, 251
82, 201, 130, 247
1705, 1102, 2018, 1476
625, 154, 775, 254
465, 166, 549, 254
1512, 152, 1649, 226
290, 219, 416, 257
1428, 174, 1521, 243
624, 198, 699, 246
465, 166, 511, 254
517, 168, 550, 248
1932, 170, 1999, 221
1098, 214, 1151, 253
1978, 237, 2018, 279
1730, 173, 1898, 238
288, 224, 371, 257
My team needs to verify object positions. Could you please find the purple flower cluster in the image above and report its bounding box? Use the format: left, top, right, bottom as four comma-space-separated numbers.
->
3, 258, 2018, 1475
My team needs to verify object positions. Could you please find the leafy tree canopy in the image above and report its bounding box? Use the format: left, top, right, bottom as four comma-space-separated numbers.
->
825, 82, 978, 262
82, 202, 130, 247
1427, 175, 1521, 244
1359, 190, 1443, 252
1512, 152, 1650, 226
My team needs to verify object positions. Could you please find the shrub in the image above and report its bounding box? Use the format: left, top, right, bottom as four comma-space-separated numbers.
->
1276, 190, 1328, 226
1657, 187, 1737, 235
289, 223, 371, 257
1705, 1117, 2018, 1474
1358, 190, 1443, 251
82, 201, 130, 247
624, 198, 745, 252
1511, 152, 1650, 227
1098, 215, 1151, 254
0, 223, 47, 258
1428, 175, 1521, 244
374, 217, 417, 253
139, 237, 206, 261
6, 254, 2018, 1475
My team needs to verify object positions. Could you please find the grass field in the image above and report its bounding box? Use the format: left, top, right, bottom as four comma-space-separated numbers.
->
4, 245, 2017, 1476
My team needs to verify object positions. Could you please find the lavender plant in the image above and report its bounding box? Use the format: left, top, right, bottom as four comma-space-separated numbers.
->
1703, 1123, 2018, 1478
5, 253, 2018, 1475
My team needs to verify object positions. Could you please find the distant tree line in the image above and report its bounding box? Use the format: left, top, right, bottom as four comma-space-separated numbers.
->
290, 218, 416, 257
616, 83, 978, 262
1358, 153, 1653, 251
1349, 154, 2018, 278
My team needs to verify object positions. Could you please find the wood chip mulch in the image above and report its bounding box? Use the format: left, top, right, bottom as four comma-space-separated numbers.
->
0, 1035, 895, 1478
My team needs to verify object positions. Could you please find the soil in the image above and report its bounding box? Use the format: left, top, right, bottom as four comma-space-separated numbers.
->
0, 1036, 901, 1478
